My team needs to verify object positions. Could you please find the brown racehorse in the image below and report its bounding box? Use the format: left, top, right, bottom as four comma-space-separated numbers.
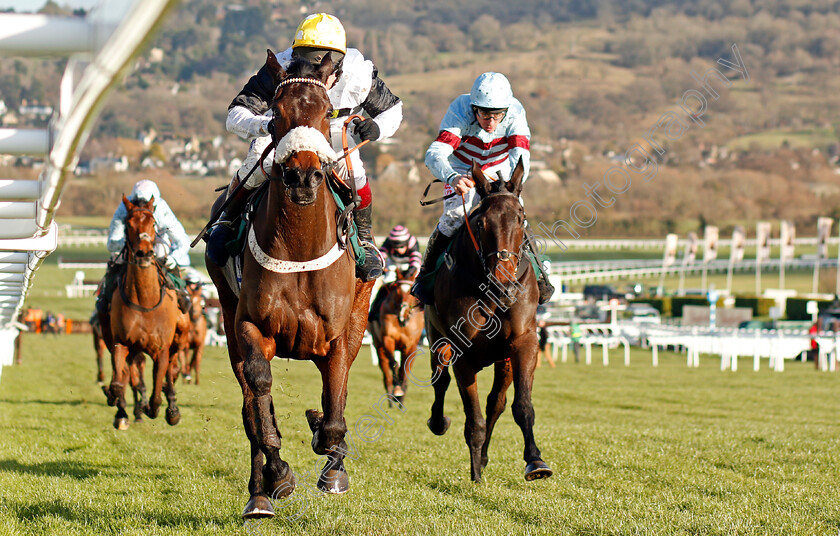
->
100, 196, 190, 430
205, 53, 374, 519
367, 268, 424, 403
179, 281, 207, 384
424, 159, 553, 483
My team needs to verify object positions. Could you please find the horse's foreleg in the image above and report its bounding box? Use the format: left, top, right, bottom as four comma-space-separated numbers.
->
427, 335, 452, 436
376, 343, 394, 396
510, 336, 553, 481
145, 348, 169, 419
106, 343, 130, 430
192, 345, 203, 385
312, 342, 352, 494
95, 336, 106, 385
129, 353, 145, 422
240, 323, 293, 506
482, 359, 513, 470
453, 364, 485, 482
164, 349, 181, 426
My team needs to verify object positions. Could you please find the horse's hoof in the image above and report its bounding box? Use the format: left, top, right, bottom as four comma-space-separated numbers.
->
264, 468, 296, 499
242, 495, 275, 519
166, 407, 181, 426
113, 417, 129, 430
317, 468, 349, 494
304, 409, 323, 432
392, 385, 404, 397
144, 406, 159, 419
97, 380, 104, 387
183, 374, 192, 383
524, 460, 553, 481
427, 416, 451, 436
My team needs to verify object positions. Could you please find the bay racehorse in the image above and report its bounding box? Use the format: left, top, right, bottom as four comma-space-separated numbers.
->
204, 53, 374, 518
178, 281, 207, 384
424, 159, 553, 483
100, 196, 190, 430
367, 267, 424, 403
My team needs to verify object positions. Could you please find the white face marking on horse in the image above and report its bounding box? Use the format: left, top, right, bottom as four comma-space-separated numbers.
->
399, 283, 411, 293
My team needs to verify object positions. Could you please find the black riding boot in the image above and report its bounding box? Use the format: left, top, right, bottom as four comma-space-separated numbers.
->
95, 262, 120, 315
524, 227, 555, 305
206, 179, 253, 266
353, 205, 383, 282
410, 226, 454, 306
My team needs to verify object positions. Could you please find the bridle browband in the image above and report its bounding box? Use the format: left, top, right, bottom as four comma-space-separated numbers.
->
277, 77, 329, 90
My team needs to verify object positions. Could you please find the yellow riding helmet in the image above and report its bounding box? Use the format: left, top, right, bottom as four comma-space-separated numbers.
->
292, 13, 346, 54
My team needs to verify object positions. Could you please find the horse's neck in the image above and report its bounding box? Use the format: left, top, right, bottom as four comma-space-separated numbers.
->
123, 263, 161, 306
258, 181, 337, 256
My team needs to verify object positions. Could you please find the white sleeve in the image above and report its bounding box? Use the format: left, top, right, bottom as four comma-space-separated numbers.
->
226, 106, 273, 141
106, 204, 128, 253
372, 101, 402, 141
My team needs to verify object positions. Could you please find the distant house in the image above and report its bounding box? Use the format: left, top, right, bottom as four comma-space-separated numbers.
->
19, 104, 53, 118
75, 156, 129, 175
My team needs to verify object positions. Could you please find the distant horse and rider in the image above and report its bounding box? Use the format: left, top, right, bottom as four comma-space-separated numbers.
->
367, 264, 424, 403
178, 276, 208, 385
99, 195, 191, 430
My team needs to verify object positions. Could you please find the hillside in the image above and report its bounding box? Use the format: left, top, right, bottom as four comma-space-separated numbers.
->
1, 0, 839, 236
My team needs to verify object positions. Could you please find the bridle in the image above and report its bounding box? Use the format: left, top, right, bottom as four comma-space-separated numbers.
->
463, 191, 524, 282
121, 204, 166, 312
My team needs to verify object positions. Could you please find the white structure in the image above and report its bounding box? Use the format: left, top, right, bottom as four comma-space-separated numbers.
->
0, 1, 179, 369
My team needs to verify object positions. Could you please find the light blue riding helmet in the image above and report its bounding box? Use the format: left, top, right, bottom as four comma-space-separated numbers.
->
469, 72, 513, 111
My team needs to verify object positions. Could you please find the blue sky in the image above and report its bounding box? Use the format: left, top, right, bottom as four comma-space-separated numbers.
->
1, 0, 99, 12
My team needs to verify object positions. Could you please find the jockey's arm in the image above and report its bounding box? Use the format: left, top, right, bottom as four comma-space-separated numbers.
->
360, 70, 402, 141
504, 101, 532, 183
226, 61, 276, 140
106, 203, 129, 254
156, 200, 191, 267
425, 100, 467, 186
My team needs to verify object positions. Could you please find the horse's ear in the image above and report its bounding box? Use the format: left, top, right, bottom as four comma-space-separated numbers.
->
505, 157, 525, 198
122, 194, 132, 210
471, 160, 490, 198
315, 55, 334, 82
147, 195, 155, 209
266, 49, 286, 85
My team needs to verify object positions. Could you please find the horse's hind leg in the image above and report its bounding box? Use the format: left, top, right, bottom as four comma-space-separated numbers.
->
510, 336, 553, 481
145, 349, 170, 419
453, 364, 486, 482
129, 353, 146, 422
191, 345, 203, 385
481, 359, 513, 470
105, 343, 130, 430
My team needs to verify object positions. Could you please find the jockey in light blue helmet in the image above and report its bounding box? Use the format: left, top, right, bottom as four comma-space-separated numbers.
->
469, 72, 513, 111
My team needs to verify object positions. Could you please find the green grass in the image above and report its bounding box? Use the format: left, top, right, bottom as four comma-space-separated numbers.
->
1, 336, 839, 535
726, 128, 837, 150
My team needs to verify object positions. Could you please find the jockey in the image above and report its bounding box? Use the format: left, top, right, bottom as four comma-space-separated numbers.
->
206, 12, 403, 282
369, 225, 421, 321
95, 179, 193, 315
379, 225, 422, 279
412, 72, 555, 305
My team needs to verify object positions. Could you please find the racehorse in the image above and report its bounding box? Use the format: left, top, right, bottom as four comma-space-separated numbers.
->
367, 267, 424, 403
178, 281, 207, 384
91, 311, 107, 385
204, 53, 375, 518
424, 159, 553, 483
100, 195, 190, 430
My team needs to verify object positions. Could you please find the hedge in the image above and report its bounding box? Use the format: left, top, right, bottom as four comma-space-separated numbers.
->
630, 297, 671, 317
734, 296, 776, 317
785, 297, 831, 321
670, 296, 712, 317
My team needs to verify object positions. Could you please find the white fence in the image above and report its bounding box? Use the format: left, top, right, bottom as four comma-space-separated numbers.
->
542, 321, 839, 373
0, 0, 179, 375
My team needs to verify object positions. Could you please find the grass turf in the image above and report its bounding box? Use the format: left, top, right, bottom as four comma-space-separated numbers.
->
1, 335, 838, 535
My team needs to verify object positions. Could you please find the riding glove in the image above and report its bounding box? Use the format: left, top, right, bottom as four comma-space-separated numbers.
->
353, 118, 380, 142
164, 256, 178, 270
